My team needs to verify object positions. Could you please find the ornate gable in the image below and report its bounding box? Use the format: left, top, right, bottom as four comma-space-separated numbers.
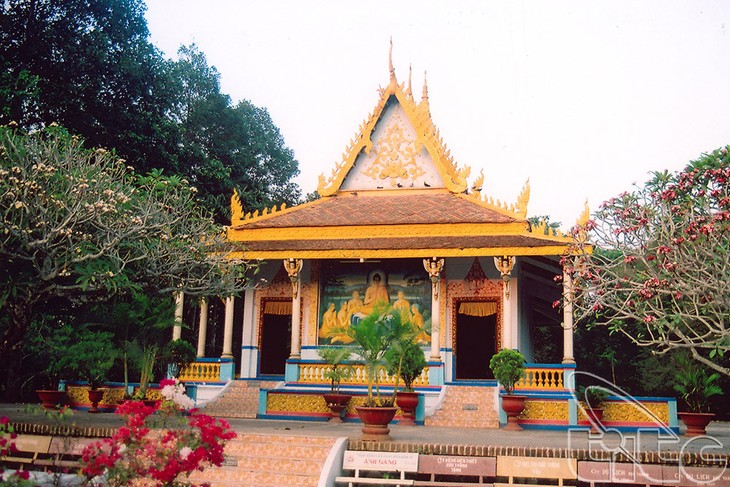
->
317, 44, 470, 196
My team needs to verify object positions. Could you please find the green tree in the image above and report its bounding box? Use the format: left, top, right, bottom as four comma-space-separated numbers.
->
0, 125, 249, 398
565, 146, 730, 377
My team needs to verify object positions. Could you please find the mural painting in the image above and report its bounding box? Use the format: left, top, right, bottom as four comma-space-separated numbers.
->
318, 260, 432, 346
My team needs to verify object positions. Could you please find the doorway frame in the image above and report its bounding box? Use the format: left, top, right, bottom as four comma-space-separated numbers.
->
257, 297, 292, 377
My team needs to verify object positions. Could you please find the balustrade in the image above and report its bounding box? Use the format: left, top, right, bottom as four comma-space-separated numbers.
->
298, 363, 429, 387
179, 362, 222, 382
516, 366, 565, 390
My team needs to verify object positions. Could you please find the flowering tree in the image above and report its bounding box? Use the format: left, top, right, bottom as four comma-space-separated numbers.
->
564, 146, 730, 377
81, 379, 236, 486
0, 124, 249, 395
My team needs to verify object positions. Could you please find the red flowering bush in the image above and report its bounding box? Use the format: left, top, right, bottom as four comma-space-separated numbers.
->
80, 380, 236, 486
564, 146, 730, 377
0, 416, 33, 485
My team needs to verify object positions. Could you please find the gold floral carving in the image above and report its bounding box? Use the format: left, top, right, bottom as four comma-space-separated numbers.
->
519, 400, 569, 420
67, 386, 126, 406
363, 117, 424, 186
266, 393, 330, 414
601, 402, 669, 423
307, 261, 320, 345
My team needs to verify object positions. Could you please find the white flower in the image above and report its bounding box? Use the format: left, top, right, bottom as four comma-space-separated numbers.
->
179, 446, 193, 460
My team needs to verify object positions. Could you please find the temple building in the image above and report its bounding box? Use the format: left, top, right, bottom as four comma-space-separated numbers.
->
174, 54, 677, 431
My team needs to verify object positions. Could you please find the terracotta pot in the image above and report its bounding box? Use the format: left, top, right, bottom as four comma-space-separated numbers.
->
322, 393, 351, 422
585, 407, 604, 432
87, 388, 105, 413
678, 412, 715, 437
500, 394, 526, 431
395, 391, 419, 426
36, 390, 66, 410
355, 406, 398, 440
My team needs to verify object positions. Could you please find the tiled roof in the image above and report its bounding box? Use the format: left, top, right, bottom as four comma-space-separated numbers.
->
237, 192, 515, 229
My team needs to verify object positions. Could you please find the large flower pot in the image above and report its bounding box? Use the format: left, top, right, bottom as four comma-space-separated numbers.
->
395, 392, 419, 426
87, 388, 105, 414
678, 412, 715, 437
355, 406, 398, 440
585, 407, 604, 433
323, 393, 351, 422
36, 390, 66, 410
500, 394, 526, 431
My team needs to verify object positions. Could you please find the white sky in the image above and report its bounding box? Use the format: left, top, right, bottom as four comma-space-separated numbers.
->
145, 1, 730, 228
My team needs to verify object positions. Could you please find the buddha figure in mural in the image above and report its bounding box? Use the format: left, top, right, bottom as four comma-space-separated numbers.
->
411, 303, 430, 344
393, 291, 411, 312
329, 303, 354, 344
362, 272, 390, 313
319, 303, 338, 339
346, 291, 363, 315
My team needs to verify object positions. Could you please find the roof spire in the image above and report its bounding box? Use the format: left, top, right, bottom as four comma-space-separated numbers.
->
407, 64, 413, 97
389, 37, 396, 82
420, 70, 430, 112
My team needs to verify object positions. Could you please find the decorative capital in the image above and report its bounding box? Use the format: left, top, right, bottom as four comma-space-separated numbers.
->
423, 257, 445, 299
493, 256, 515, 299
283, 258, 303, 295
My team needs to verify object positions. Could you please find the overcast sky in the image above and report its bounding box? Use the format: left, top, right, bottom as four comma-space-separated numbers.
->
145, 1, 730, 228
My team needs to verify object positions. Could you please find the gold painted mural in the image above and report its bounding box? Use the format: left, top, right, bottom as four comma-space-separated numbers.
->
519, 400, 569, 420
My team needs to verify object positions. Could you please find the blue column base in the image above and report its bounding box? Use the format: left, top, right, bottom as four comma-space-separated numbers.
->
428, 362, 444, 386
285, 360, 300, 382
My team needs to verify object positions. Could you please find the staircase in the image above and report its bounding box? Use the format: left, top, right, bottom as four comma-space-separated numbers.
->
425, 385, 500, 428
190, 433, 338, 486
202, 380, 279, 418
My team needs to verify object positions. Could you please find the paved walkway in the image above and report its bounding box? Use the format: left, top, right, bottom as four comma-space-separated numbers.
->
2, 403, 728, 457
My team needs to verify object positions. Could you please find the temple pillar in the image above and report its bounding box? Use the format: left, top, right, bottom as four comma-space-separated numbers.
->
196, 298, 208, 358
562, 268, 576, 364
284, 258, 303, 359
221, 296, 234, 359
494, 256, 515, 349
423, 258, 444, 361
172, 292, 184, 341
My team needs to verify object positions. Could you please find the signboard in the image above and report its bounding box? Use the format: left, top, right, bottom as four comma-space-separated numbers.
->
13, 435, 51, 454
579, 461, 663, 484
419, 455, 496, 476
497, 456, 577, 480
662, 465, 730, 487
343, 450, 420, 473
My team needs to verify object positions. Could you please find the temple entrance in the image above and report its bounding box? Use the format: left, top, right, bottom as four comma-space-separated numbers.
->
259, 303, 292, 376
455, 303, 497, 380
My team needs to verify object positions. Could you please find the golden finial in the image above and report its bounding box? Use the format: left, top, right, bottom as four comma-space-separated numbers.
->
407, 64, 413, 97
421, 71, 430, 111
577, 199, 590, 227
516, 178, 530, 218
230, 188, 243, 225
389, 37, 396, 82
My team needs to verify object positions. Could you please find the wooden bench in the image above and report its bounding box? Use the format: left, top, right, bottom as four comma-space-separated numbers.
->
336, 450, 418, 486
415, 455, 496, 486
495, 456, 577, 487
1, 434, 96, 471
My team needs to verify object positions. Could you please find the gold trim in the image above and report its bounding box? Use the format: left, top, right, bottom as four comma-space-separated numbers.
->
228, 222, 530, 241
228, 245, 573, 261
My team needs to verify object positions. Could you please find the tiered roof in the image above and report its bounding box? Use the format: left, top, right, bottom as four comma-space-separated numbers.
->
226, 49, 577, 260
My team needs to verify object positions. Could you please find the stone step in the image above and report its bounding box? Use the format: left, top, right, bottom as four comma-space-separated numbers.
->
426, 385, 499, 428
202, 380, 277, 418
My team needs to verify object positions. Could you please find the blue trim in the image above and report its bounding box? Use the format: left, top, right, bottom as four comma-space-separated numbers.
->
257, 413, 330, 422
241, 345, 258, 350
257, 374, 285, 380
195, 357, 233, 363
525, 363, 575, 369
446, 380, 498, 387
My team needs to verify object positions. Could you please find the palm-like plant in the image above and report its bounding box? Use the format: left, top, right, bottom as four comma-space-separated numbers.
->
318, 347, 354, 394
674, 354, 722, 413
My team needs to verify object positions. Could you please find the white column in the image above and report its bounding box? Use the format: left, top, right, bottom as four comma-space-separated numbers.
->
502, 285, 512, 349
173, 292, 184, 341
196, 298, 208, 358
562, 269, 575, 364
283, 259, 304, 360
423, 258, 444, 361
221, 296, 234, 359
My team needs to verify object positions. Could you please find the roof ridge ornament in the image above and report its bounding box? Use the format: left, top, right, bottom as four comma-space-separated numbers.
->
389, 37, 396, 83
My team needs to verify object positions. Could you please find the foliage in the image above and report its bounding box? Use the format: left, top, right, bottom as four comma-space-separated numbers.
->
673, 353, 723, 413
576, 385, 609, 409
63, 329, 117, 389
385, 337, 427, 392
80, 379, 235, 486
0, 125, 248, 398
22, 318, 75, 389
564, 146, 730, 377
489, 348, 526, 395
348, 305, 411, 407
164, 339, 197, 378
318, 347, 354, 394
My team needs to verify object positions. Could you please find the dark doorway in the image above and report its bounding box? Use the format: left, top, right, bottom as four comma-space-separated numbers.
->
455, 310, 497, 380
259, 312, 291, 376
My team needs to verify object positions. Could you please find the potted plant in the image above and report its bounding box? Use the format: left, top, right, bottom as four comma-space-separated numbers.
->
65, 330, 117, 413
348, 304, 410, 439
577, 385, 609, 431
385, 336, 426, 426
489, 348, 527, 430
133, 344, 161, 403
318, 347, 354, 422
26, 320, 73, 409
673, 354, 723, 436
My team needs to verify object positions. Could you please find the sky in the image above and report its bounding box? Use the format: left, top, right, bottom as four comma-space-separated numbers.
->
145, 1, 730, 228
